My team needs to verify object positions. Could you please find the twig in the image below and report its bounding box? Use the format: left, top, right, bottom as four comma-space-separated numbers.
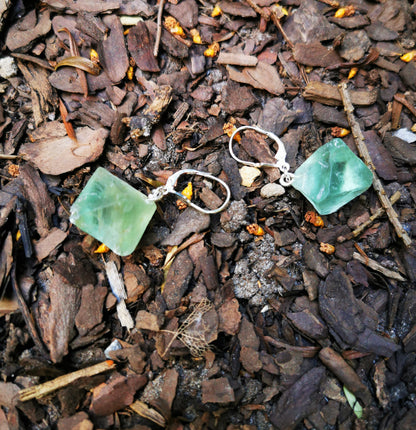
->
263, 336, 319, 358
269, 7, 293, 50
353, 252, 406, 281
319, 347, 371, 407
339, 82, 412, 247
245, 0, 270, 21
337, 191, 401, 242
154, 0, 165, 57
19, 360, 116, 402
393, 93, 416, 119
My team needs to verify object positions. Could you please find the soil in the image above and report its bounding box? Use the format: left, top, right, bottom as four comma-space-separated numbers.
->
1, 0, 416, 429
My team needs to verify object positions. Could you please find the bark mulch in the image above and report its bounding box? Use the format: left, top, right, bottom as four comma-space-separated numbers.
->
1, 0, 416, 429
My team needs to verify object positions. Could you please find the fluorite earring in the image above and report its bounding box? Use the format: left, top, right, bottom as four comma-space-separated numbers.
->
70, 167, 231, 256
229, 126, 373, 215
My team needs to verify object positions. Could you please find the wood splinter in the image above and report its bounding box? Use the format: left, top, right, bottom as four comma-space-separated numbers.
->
19, 360, 116, 402
338, 82, 412, 248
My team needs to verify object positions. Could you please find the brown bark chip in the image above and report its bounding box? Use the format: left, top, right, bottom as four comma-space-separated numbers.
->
90, 373, 147, 416
162, 250, 193, 309
57, 411, 93, 430
201, 377, 235, 404
127, 22, 160, 73
218, 298, 241, 335
75, 285, 107, 337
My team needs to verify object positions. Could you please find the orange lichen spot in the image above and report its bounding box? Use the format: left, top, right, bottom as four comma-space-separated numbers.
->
8, 164, 20, 177
305, 66, 313, 73
106, 360, 114, 366
320, 242, 335, 254
190, 28, 202, 44
164, 16, 185, 38
331, 126, 350, 137
246, 223, 265, 236
94, 243, 110, 253
305, 211, 324, 228
204, 42, 220, 57
334, 5, 355, 18
400, 51, 416, 62
16, 230, 21, 241
223, 122, 241, 142
348, 67, 358, 79
127, 65, 134, 80
211, 5, 222, 17
90, 49, 100, 64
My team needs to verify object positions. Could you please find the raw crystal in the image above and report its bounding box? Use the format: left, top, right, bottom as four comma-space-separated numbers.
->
70, 167, 156, 256
291, 138, 373, 215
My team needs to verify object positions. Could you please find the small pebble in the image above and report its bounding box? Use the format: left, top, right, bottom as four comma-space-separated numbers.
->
239, 166, 261, 187
0, 56, 17, 79
260, 183, 285, 198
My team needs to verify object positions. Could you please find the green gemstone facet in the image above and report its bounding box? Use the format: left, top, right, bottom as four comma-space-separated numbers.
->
291, 138, 373, 215
70, 167, 156, 256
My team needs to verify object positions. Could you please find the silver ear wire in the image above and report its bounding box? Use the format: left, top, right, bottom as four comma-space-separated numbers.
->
147, 169, 231, 214
229, 125, 294, 186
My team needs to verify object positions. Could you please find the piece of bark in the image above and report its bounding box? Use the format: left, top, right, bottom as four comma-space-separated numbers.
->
21, 127, 108, 175
57, 411, 93, 430
303, 242, 329, 278
329, 15, 370, 29
218, 298, 241, 335
6, 10, 51, 52
217, 52, 258, 66
165, 0, 198, 28
135, 311, 160, 331
287, 309, 328, 340
34, 228, 68, 260
90, 372, 147, 416
201, 377, 235, 403
119, 0, 154, 17
75, 284, 107, 337
363, 130, 397, 181
319, 266, 400, 357
258, 97, 297, 137
17, 60, 57, 126
4, 118, 27, 155
19, 164, 55, 238
238, 317, 259, 350
221, 81, 257, 115
162, 207, 210, 246
226, 62, 284, 96
76, 12, 107, 42
312, 103, 349, 128
44, 0, 120, 13
127, 22, 159, 73
218, 1, 256, 17
100, 15, 129, 83
162, 250, 193, 309
146, 21, 189, 59
293, 42, 342, 67
109, 344, 147, 375
304, 81, 378, 106
37, 257, 82, 362
269, 367, 325, 430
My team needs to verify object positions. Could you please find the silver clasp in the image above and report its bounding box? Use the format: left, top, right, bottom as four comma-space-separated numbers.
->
229, 125, 294, 186
147, 169, 231, 214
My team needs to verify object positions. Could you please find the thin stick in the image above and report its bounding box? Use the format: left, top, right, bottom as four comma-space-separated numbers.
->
337, 191, 401, 242
353, 252, 406, 281
339, 82, 412, 247
19, 360, 116, 402
154, 0, 165, 57
394, 93, 416, 119
263, 336, 319, 358
11, 264, 48, 357
245, 0, 270, 21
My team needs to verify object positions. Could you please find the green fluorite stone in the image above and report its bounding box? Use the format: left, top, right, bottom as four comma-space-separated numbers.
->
292, 138, 373, 215
70, 167, 156, 256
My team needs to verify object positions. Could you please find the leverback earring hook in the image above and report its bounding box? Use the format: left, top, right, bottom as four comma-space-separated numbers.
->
147, 169, 231, 214
229, 125, 294, 186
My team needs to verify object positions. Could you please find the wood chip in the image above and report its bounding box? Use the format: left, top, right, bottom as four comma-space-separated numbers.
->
21, 127, 108, 175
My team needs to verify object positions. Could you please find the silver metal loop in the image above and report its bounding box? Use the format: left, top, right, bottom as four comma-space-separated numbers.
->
229, 125, 293, 187
146, 169, 231, 215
